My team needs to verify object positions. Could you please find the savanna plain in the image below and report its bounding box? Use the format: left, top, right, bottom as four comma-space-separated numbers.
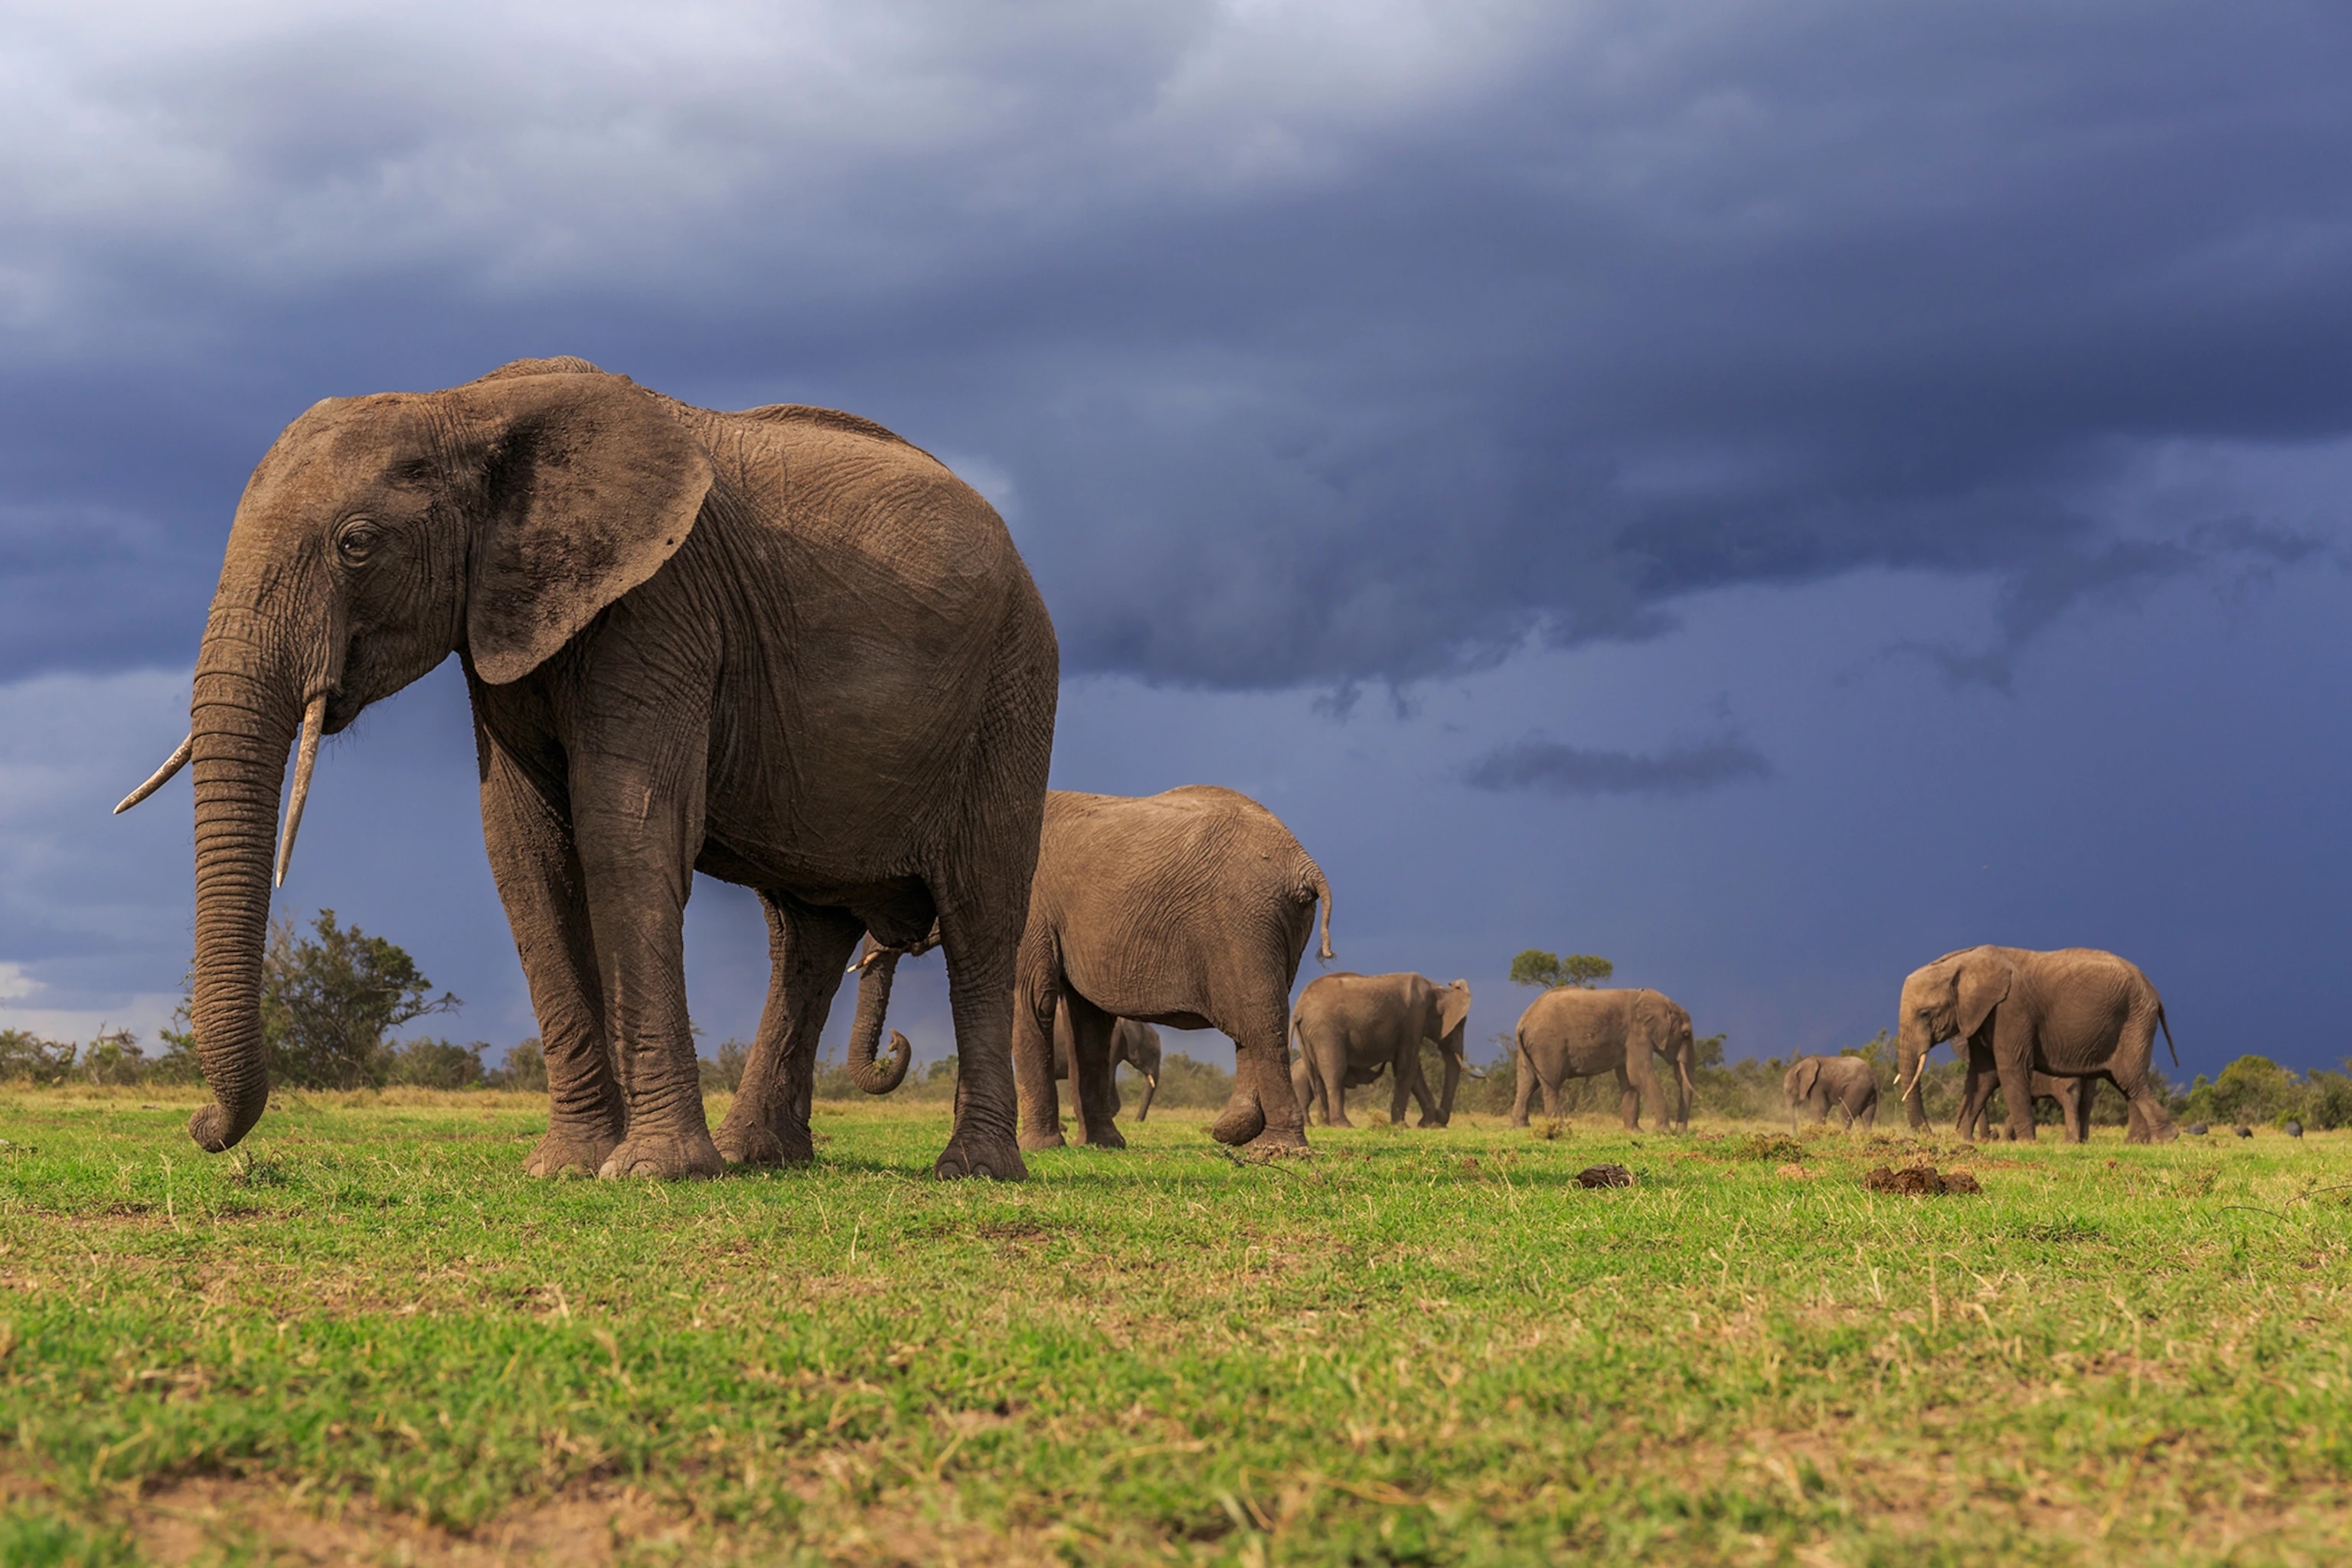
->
2, 1089, 2347, 1566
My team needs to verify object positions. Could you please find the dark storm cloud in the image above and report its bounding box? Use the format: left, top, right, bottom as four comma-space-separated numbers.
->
1464, 736, 1772, 799
2, 2, 2349, 690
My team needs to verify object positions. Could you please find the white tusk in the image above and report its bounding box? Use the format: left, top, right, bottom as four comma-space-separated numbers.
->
273, 695, 326, 888
114, 733, 194, 815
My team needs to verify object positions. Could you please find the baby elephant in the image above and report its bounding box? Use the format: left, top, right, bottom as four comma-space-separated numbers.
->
1783, 1055, 1880, 1132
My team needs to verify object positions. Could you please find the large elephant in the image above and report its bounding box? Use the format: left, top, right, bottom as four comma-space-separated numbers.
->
1054, 1011, 1163, 1125
1511, 987, 1696, 1132
117, 358, 1057, 1180
1783, 1055, 1879, 1132
857, 786, 1331, 1152
1289, 972, 1472, 1128
1895, 946, 2177, 1143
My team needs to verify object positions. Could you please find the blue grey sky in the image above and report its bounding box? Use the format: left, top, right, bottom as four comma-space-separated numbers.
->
4, 2, 2348, 1077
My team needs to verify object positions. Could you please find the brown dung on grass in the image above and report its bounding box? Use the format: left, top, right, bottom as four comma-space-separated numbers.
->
1864, 1164, 1981, 1195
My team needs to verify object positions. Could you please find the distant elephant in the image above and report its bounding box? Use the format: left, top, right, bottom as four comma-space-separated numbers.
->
1054, 1010, 1163, 1123
1955, 1057, 2090, 1142
850, 786, 1331, 1151
1783, 1056, 1879, 1132
1290, 972, 1472, 1128
1511, 987, 1696, 1132
1895, 946, 2177, 1143
116, 358, 1057, 1181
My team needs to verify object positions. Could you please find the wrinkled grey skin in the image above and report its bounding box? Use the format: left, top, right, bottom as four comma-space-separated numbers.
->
1289, 972, 1472, 1128
1895, 946, 2177, 1143
124, 358, 1057, 1180
1511, 987, 1697, 1132
1052, 1010, 1163, 1125
1782, 1055, 1880, 1132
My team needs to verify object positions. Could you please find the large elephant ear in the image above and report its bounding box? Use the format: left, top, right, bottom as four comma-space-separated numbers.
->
454, 364, 714, 684
1794, 1058, 1821, 1098
1952, 952, 2013, 1041
1436, 981, 1472, 1045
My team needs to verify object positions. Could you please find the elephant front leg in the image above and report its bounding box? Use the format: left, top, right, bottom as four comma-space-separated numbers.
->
1990, 1014, 2040, 1142
1614, 1063, 1642, 1132
714, 896, 862, 1167
572, 782, 722, 1181
479, 737, 622, 1178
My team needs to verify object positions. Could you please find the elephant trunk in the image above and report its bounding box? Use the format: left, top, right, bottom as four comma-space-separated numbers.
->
184, 619, 305, 1152
844, 937, 913, 1094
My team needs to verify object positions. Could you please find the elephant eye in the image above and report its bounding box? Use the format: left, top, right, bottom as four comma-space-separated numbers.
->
335, 520, 381, 565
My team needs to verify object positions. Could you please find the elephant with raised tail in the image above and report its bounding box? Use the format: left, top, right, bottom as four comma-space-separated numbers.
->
1895, 946, 2177, 1143
1510, 987, 1696, 1132
1782, 1056, 1879, 1132
848, 786, 1332, 1152
1290, 972, 1472, 1128
117, 358, 1057, 1180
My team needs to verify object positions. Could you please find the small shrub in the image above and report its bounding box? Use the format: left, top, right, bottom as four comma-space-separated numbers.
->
383, 1037, 487, 1089
488, 1038, 547, 1092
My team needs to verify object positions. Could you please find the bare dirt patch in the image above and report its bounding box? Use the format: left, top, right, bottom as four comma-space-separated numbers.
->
1864, 1165, 1981, 1195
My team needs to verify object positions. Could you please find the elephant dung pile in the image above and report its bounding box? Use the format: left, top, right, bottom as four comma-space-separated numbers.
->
1863, 1164, 1981, 1196
1575, 1163, 1632, 1188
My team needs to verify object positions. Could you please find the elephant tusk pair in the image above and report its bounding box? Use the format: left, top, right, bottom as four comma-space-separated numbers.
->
114, 733, 194, 815
274, 694, 327, 887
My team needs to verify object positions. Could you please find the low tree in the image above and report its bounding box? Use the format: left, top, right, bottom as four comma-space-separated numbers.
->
1509, 950, 1614, 990
80, 1027, 146, 1086
488, 1038, 548, 1092
383, 1038, 489, 1089
0, 1028, 76, 1085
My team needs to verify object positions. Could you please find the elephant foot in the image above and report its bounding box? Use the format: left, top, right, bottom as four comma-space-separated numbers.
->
1075, 1122, 1129, 1151
1210, 1098, 1267, 1147
1243, 1124, 1309, 1154
525, 1129, 620, 1179
1018, 1125, 1067, 1152
597, 1129, 724, 1181
934, 1134, 1027, 1181
714, 1117, 812, 1168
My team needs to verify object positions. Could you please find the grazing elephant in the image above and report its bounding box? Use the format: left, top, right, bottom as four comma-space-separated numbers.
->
849, 786, 1331, 1152
1511, 988, 1696, 1132
1783, 1056, 1880, 1132
1896, 946, 2177, 1143
117, 358, 1057, 1180
1289, 972, 1472, 1128
1054, 1010, 1163, 1123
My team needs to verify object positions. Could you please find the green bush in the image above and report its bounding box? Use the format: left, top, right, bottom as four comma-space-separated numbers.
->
487, 1037, 547, 1092
0, 1027, 77, 1085
383, 1037, 488, 1089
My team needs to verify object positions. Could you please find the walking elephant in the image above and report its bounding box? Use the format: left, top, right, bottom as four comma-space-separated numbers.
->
1783, 1056, 1879, 1132
117, 358, 1057, 1180
1290, 972, 1472, 1128
1895, 946, 2177, 1143
1054, 1011, 1163, 1123
848, 786, 1331, 1152
1511, 987, 1696, 1132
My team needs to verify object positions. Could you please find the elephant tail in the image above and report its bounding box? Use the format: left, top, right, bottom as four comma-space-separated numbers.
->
1300, 860, 1335, 965
2157, 1004, 2177, 1069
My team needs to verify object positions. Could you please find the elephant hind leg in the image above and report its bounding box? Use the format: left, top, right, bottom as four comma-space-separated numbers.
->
1214, 995, 1308, 1151
715, 895, 863, 1167
1510, 1042, 1537, 1127
929, 884, 1031, 1181
1063, 991, 1125, 1149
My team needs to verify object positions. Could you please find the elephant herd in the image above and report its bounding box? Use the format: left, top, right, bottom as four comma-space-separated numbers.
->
117, 361, 2184, 1178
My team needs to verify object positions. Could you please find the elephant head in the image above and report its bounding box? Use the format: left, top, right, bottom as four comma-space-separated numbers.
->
1635, 991, 1697, 1130
1422, 978, 1472, 1125
1895, 947, 2014, 1130
1784, 1058, 1822, 1129
116, 358, 714, 1152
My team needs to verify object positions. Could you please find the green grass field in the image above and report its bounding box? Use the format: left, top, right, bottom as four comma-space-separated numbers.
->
2, 1088, 2347, 1565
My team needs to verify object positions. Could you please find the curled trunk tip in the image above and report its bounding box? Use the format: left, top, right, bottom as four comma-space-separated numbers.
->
861, 1030, 913, 1095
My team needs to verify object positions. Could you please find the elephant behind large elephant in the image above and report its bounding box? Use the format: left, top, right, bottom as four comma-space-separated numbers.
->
1895, 946, 2177, 1143
847, 785, 1331, 1152
1783, 1055, 1879, 1132
119, 358, 1057, 1181
1053, 1010, 1163, 1125
1290, 972, 1471, 1128
1511, 987, 1696, 1132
